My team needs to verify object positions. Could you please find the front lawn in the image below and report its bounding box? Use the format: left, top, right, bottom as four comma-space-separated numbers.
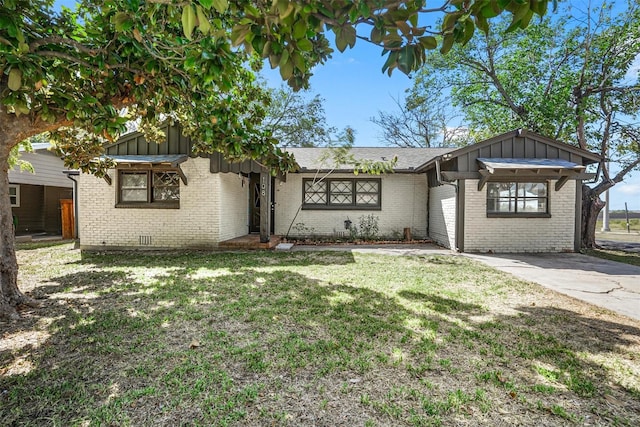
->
2, 243, 639, 426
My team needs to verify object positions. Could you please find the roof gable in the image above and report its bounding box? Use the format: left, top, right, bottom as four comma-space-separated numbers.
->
417, 129, 601, 173
104, 123, 192, 156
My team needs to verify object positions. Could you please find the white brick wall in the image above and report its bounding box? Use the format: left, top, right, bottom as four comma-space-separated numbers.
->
218, 172, 249, 241
428, 184, 456, 249
463, 179, 576, 253
274, 173, 428, 239
77, 157, 248, 249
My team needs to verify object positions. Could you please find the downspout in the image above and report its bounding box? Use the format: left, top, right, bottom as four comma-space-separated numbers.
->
435, 158, 462, 252
63, 170, 80, 247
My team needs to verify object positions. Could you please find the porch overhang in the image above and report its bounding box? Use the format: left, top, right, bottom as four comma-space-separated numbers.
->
100, 154, 189, 185
476, 158, 588, 191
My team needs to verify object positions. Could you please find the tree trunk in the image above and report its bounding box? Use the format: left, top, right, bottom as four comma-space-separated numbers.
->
581, 184, 605, 249
0, 147, 34, 320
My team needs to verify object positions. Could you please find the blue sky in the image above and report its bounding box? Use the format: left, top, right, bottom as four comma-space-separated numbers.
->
53, 1, 639, 209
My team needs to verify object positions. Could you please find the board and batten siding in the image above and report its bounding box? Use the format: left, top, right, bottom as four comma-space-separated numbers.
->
9, 151, 72, 188
274, 173, 428, 239
77, 157, 246, 249
428, 184, 457, 250
449, 134, 588, 174
463, 179, 576, 253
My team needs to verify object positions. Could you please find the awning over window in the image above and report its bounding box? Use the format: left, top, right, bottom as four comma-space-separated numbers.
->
476, 158, 588, 191
100, 154, 189, 185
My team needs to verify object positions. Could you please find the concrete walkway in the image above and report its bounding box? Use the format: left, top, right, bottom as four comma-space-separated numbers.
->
464, 252, 640, 321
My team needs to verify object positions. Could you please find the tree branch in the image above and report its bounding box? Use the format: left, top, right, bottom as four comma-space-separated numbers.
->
29, 36, 102, 56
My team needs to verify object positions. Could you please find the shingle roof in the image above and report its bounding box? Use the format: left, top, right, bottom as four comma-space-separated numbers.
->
286, 147, 455, 172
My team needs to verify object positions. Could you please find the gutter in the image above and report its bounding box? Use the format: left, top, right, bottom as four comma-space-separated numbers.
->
62, 170, 80, 243
435, 157, 458, 191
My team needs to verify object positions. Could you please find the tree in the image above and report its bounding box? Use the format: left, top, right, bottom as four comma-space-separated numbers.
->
404, 1, 640, 247
1, 0, 553, 319
262, 86, 335, 147
370, 88, 468, 147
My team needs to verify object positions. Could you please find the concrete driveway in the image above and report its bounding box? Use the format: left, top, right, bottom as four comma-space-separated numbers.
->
287, 243, 640, 321
464, 252, 640, 321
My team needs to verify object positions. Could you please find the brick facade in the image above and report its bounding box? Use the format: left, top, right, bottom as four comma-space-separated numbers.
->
463, 179, 576, 252
77, 157, 248, 250
428, 184, 457, 249
274, 173, 428, 239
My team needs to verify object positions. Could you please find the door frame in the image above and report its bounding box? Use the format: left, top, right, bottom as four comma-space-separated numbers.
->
248, 173, 275, 234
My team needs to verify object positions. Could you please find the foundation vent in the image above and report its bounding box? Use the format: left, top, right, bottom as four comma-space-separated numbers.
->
139, 235, 152, 245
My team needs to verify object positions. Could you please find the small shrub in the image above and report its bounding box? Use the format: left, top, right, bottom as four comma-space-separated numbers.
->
292, 222, 315, 238
357, 214, 380, 241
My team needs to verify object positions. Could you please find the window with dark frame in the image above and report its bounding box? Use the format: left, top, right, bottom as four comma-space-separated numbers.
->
486, 182, 548, 216
9, 184, 19, 207
303, 178, 381, 209
118, 170, 180, 207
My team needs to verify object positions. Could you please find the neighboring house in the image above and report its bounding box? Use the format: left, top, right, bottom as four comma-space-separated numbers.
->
9, 143, 74, 235
76, 126, 600, 252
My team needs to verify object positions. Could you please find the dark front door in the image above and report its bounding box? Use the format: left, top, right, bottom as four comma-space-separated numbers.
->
249, 174, 275, 233
249, 174, 261, 233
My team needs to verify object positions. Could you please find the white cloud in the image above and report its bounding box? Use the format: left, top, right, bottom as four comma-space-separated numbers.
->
625, 53, 640, 81
616, 183, 640, 195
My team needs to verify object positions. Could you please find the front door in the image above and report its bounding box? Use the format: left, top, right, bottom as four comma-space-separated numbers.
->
249, 174, 275, 233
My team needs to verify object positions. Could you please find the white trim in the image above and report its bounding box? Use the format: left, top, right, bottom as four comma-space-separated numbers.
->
9, 184, 20, 207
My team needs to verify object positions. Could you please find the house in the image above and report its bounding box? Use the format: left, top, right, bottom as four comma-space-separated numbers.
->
9, 143, 74, 237
76, 126, 600, 252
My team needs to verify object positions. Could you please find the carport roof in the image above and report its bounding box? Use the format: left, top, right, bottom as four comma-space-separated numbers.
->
477, 158, 586, 172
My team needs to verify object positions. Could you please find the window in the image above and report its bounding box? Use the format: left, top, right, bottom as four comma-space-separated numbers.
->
9, 184, 20, 207
118, 170, 180, 208
487, 182, 548, 216
303, 178, 381, 209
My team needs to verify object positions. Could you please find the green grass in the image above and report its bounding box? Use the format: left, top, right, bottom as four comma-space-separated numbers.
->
2, 243, 639, 426
596, 218, 640, 232
586, 248, 640, 267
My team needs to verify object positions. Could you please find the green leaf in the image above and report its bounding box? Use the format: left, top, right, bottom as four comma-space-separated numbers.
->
371, 27, 383, 44
182, 5, 197, 40
196, 6, 211, 34
397, 46, 414, 74
269, 53, 281, 69
505, 1, 531, 32
278, 0, 294, 19
230, 24, 250, 47
475, 14, 489, 34
293, 20, 307, 40
440, 33, 454, 54
112, 12, 133, 32
395, 21, 411, 37
297, 38, 313, 51
8, 68, 21, 91
462, 19, 475, 45
199, 0, 213, 10
518, 10, 533, 29
418, 36, 437, 50
212, 0, 228, 14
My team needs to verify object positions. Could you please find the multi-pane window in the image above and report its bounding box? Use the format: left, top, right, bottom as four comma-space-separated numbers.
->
9, 184, 20, 207
118, 170, 180, 207
487, 182, 548, 215
303, 178, 381, 209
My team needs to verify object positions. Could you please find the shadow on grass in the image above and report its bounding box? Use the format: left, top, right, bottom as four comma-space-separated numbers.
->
77, 248, 358, 269
2, 250, 639, 426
